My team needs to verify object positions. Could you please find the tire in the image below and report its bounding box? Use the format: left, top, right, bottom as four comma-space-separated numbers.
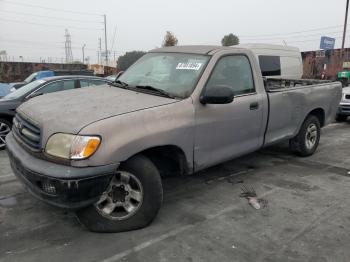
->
335, 115, 348, 122
289, 115, 321, 157
76, 154, 163, 233
0, 118, 12, 151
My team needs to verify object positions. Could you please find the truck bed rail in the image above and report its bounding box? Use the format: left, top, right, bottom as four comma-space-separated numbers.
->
264, 78, 335, 92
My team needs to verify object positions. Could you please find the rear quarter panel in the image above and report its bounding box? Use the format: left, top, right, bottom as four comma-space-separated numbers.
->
264, 82, 342, 146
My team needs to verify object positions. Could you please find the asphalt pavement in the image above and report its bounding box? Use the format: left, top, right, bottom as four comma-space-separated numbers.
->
1, 122, 350, 262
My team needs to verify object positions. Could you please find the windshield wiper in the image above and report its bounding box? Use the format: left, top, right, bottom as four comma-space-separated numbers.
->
109, 80, 129, 88
135, 85, 176, 99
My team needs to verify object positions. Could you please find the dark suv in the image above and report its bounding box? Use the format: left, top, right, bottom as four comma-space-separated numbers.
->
0, 75, 111, 149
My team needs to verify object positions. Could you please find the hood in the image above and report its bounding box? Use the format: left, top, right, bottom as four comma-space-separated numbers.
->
17, 85, 177, 139
0, 98, 21, 109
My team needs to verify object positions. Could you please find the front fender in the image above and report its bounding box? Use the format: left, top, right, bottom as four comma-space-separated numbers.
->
72, 98, 195, 170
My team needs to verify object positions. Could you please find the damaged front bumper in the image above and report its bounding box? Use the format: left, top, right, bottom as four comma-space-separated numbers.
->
6, 132, 119, 209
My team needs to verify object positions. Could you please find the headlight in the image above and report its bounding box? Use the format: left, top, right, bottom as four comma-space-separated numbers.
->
45, 133, 101, 160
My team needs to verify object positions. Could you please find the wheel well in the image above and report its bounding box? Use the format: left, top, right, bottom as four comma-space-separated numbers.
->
136, 146, 189, 177
308, 108, 325, 127
0, 114, 14, 126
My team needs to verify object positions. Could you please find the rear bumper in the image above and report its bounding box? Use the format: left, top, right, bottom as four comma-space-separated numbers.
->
6, 132, 118, 209
338, 104, 350, 116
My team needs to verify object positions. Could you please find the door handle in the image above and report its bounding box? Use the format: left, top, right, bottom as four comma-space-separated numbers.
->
250, 102, 259, 110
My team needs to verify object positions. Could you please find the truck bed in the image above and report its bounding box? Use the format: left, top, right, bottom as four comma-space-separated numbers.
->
263, 78, 342, 146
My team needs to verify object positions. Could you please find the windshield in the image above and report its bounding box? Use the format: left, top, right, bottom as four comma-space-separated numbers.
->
118, 52, 210, 98
5, 79, 46, 99
24, 72, 38, 83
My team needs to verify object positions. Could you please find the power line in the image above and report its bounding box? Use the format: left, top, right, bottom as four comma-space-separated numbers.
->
0, 10, 102, 23
0, 18, 103, 31
241, 31, 345, 41
240, 25, 349, 38
0, 39, 98, 51
287, 36, 343, 44
1, 0, 102, 16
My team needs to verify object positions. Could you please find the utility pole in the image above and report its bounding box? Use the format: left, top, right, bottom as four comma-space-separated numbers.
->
98, 37, 102, 64
342, 0, 350, 49
104, 14, 108, 66
82, 44, 86, 64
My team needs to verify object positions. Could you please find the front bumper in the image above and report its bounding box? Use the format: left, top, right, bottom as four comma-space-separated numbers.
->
338, 104, 350, 116
6, 132, 119, 209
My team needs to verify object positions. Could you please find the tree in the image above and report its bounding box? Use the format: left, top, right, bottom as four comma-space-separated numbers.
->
221, 33, 240, 46
117, 51, 146, 71
162, 31, 178, 47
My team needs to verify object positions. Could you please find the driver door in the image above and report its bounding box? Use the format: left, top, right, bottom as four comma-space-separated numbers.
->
194, 54, 265, 171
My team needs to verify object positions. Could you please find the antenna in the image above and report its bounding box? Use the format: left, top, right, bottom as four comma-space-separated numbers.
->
64, 29, 73, 63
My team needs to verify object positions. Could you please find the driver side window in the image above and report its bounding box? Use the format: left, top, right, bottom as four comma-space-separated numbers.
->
206, 55, 255, 96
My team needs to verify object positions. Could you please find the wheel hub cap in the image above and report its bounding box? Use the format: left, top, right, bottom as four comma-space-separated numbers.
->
95, 171, 143, 220
111, 185, 127, 203
305, 123, 317, 149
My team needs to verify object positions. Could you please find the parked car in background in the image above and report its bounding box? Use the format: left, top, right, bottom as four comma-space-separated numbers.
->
238, 44, 303, 79
105, 75, 118, 82
11, 69, 95, 89
6, 45, 342, 233
336, 86, 350, 121
104, 71, 124, 82
0, 70, 95, 98
0, 75, 111, 149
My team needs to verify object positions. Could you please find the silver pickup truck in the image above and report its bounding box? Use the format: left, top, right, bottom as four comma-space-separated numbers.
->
6, 45, 342, 232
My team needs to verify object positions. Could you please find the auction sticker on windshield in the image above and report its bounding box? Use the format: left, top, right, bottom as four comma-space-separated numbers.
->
176, 62, 203, 70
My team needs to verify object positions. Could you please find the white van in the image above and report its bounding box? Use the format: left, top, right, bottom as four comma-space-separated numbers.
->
238, 44, 303, 79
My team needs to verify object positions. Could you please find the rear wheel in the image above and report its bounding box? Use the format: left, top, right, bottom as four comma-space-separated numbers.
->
335, 115, 348, 122
0, 118, 12, 150
290, 115, 320, 157
76, 154, 163, 233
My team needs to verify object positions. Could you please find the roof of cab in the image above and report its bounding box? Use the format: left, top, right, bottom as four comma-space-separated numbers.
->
149, 44, 299, 55
150, 45, 226, 54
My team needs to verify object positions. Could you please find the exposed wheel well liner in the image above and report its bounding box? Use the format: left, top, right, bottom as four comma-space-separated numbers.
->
307, 108, 325, 127
126, 145, 189, 177
0, 114, 14, 124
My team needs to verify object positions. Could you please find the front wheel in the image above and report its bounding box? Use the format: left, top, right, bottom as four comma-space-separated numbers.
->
0, 118, 12, 151
290, 115, 321, 157
76, 155, 163, 233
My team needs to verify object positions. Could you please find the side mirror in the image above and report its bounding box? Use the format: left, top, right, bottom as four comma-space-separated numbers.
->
25, 92, 43, 100
200, 85, 234, 104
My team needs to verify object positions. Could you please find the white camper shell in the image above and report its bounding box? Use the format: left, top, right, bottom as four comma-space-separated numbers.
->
238, 44, 303, 79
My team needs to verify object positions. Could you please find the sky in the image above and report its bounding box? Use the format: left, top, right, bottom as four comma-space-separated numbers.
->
0, 0, 349, 64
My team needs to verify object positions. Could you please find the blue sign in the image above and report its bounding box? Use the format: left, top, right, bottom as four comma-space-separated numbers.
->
320, 36, 335, 50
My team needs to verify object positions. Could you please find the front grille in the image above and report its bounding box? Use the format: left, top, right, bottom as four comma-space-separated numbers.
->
340, 104, 350, 113
12, 114, 41, 151
346, 94, 350, 100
